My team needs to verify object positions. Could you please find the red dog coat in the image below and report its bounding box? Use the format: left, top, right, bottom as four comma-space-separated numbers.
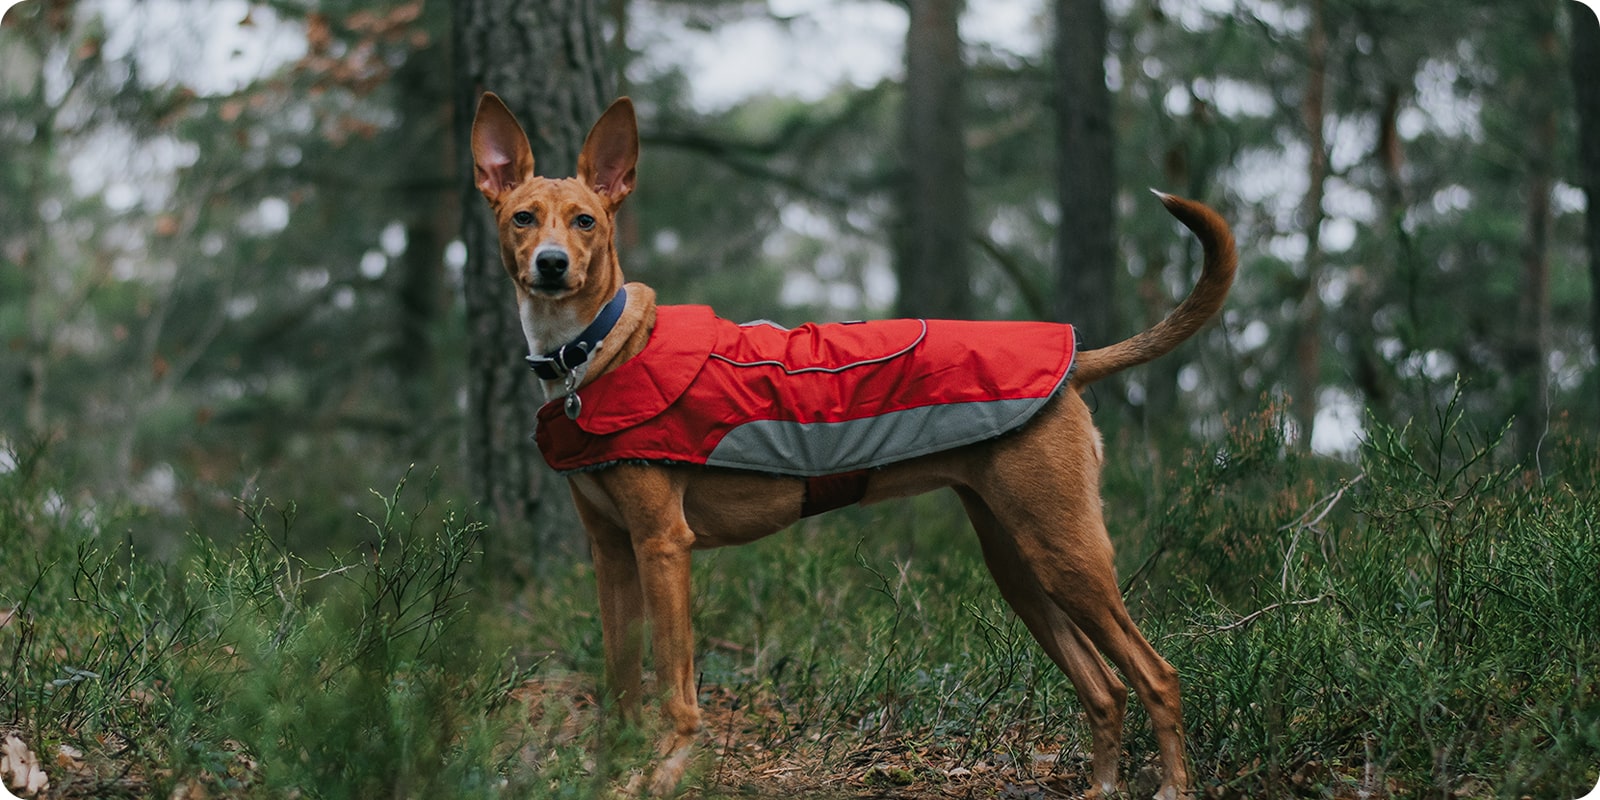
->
534, 305, 1077, 510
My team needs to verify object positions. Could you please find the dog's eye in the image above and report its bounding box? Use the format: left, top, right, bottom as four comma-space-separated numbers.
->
573, 214, 596, 230
512, 211, 535, 227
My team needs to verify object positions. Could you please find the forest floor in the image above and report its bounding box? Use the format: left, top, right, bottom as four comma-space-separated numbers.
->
522, 677, 1101, 800
5, 413, 1597, 800
504, 675, 1396, 800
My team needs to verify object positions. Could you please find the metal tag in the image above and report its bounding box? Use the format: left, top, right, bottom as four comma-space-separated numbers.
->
564, 392, 582, 420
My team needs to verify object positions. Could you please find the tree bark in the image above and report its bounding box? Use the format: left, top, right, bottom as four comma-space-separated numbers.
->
1511, 8, 1560, 459
1571, 2, 1600, 422
895, 0, 972, 319
391, 24, 456, 449
1288, 0, 1328, 449
1353, 82, 1406, 424
7, 6, 57, 438
1053, 0, 1117, 341
452, 0, 612, 574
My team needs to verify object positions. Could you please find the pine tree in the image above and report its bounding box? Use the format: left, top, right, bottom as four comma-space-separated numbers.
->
452, 0, 613, 573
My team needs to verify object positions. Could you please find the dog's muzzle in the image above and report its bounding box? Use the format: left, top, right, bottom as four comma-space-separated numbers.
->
530, 246, 571, 292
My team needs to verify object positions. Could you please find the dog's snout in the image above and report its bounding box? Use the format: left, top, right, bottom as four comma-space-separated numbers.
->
534, 249, 569, 280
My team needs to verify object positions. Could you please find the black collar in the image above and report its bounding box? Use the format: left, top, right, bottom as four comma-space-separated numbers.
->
526, 287, 628, 380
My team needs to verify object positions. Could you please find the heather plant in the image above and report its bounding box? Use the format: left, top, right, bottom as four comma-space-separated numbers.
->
3, 403, 1597, 798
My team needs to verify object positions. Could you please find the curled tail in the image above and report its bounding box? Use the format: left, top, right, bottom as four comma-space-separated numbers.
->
1070, 192, 1237, 388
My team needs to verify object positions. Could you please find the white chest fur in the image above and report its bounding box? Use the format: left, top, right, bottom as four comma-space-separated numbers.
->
518, 297, 599, 401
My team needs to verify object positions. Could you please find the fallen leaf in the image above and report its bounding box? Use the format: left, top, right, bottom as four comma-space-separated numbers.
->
168, 777, 210, 800
55, 742, 84, 773
1, 735, 50, 796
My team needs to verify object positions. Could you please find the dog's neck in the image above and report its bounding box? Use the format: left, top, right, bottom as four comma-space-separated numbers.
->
524, 287, 627, 378
522, 283, 656, 399
519, 300, 581, 362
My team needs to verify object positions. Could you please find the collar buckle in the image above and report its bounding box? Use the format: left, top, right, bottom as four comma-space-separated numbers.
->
526, 341, 592, 380
526, 288, 628, 382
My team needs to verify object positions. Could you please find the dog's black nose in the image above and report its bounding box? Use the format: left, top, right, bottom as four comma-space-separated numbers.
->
535, 250, 569, 280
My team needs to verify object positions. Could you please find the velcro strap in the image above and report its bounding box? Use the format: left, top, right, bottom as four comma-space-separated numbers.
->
800, 470, 870, 517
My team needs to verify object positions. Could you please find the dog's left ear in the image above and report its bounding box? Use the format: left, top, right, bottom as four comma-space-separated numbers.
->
577, 97, 638, 210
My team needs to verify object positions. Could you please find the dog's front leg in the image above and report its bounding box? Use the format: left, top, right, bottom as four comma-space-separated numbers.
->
633, 515, 700, 796
589, 467, 703, 796
577, 490, 646, 723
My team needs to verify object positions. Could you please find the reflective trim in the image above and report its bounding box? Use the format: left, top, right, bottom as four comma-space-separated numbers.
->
708, 320, 927, 375
705, 392, 1060, 477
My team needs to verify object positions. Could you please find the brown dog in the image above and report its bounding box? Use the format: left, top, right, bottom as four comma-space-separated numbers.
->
471, 93, 1237, 798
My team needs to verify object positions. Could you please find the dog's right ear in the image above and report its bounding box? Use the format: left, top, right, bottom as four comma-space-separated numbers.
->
471, 92, 536, 202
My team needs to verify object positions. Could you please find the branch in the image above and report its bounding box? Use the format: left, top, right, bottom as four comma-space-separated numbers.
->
640, 83, 894, 211
971, 232, 1050, 320
1279, 474, 1364, 591
1182, 594, 1335, 639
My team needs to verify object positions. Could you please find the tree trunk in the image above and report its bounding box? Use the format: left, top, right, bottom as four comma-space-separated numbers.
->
8, 8, 56, 438
1356, 82, 1407, 422
1288, 0, 1328, 449
895, 0, 971, 319
1511, 8, 1560, 460
1144, 93, 1222, 438
452, 0, 612, 575
391, 28, 456, 451
1053, 0, 1117, 342
1571, 2, 1600, 422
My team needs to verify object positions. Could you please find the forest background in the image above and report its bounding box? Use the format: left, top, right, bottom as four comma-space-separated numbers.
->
2, 0, 1599, 797
4, 0, 1599, 560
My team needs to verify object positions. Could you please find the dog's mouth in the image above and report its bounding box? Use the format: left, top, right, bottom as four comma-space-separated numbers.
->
531, 281, 573, 296
520, 277, 578, 298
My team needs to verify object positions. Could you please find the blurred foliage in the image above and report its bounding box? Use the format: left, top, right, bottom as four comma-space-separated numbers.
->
3, 1, 1596, 796
2, 0, 461, 551
0, 0, 1594, 556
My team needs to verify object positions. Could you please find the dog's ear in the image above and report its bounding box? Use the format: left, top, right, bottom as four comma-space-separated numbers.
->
577, 97, 638, 210
472, 92, 536, 202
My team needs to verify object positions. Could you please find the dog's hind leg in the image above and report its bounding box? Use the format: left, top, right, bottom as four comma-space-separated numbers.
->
994, 503, 1190, 800
1048, 561, 1188, 800
957, 488, 1128, 797
973, 405, 1190, 799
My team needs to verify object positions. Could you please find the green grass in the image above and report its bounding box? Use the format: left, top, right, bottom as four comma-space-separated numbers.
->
1142, 399, 1600, 798
2, 396, 1598, 798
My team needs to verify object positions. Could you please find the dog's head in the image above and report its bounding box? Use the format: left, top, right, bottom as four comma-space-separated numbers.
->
471, 93, 637, 314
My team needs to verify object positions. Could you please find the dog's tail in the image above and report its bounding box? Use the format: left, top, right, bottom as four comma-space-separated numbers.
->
1070, 192, 1237, 388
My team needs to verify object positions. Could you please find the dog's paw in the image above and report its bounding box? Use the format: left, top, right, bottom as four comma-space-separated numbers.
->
643, 742, 694, 797
615, 771, 646, 797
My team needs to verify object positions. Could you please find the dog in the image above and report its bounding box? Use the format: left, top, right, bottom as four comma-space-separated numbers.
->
471, 92, 1237, 798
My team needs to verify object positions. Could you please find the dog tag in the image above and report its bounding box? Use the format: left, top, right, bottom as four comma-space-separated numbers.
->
564, 393, 582, 420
